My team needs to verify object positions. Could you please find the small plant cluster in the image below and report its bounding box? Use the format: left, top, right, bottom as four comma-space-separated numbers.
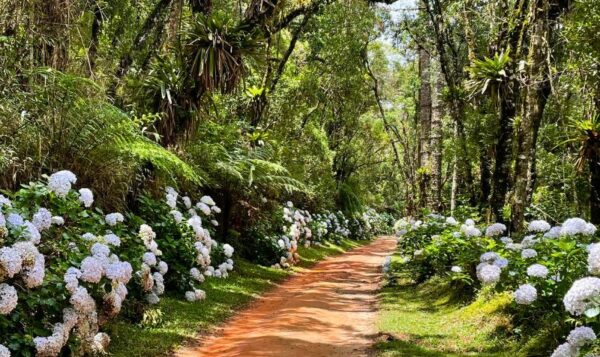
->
0, 171, 233, 356
268, 206, 389, 269
394, 214, 600, 356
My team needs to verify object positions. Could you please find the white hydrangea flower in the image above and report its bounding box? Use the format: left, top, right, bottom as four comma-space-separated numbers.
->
201, 196, 216, 206
47, 170, 77, 197
91, 243, 110, 257
588, 243, 600, 275
451, 266, 462, 273
185, 291, 197, 302
78, 188, 94, 208
0, 283, 18, 315
64, 268, 80, 294
143, 252, 157, 267
105, 212, 124, 226
527, 264, 549, 278
521, 249, 537, 259
33, 331, 65, 357
51, 216, 64, 226
80, 256, 105, 283
152, 272, 165, 295
146, 292, 160, 305
485, 223, 506, 237
0, 343, 10, 357
462, 225, 481, 238
494, 258, 509, 269
170, 210, 183, 223
585, 223, 597, 236
528, 220, 551, 233
70, 287, 96, 313
21, 221, 41, 244
158, 261, 169, 275
165, 192, 177, 209
32, 208, 52, 231
62, 307, 79, 330
92, 332, 111, 354
567, 326, 596, 347
465, 219, 475, 226
22, 253, 45, 288
12, 241, 39, 266
0, 247, 22, 278
521, 235, 538, 248
561, 218, 591, 236
0, 194, 12, 208
211, 219, 219, 227
196, 202, 211, 216
6, 213, 23, 228
182, 196, 192, 209
550, 342, 578, 357
513, 284, 537, 305
563, 277, 600, 315
544, 226, 561, 239
500, 237, 512, 244
105, 261, 133, 284
223, 244, 234, 258
477, 264, 501, 285
445, 217, 458, 225
480, 252, 499, 263
104, 233, 121, 247
211, 206, 222, 214
194, 289, 206, 300
81, 232, 96, 241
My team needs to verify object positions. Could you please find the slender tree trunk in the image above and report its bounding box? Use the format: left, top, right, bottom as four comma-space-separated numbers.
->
450, 122, 458, 216
429, 70, 444, 211
418, 39, 431, 209
511, 0, 568, 231
590, 145, 600, 224
479, 146, 492, 206
489, 91, 515, 223
87, 2, 103, 76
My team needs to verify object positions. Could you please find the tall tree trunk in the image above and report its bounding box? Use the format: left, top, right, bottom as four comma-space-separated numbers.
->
429, 70, 444, 211
450, 122, 458, 215
479, 146, 492, 206
511, 0, 550, 231
418, 39, 431, 209
590, 145, 600, 225
511, 0, 568, 230
489, 92, 515, 223
87, 2, 103, 76
488, 0, 531, 223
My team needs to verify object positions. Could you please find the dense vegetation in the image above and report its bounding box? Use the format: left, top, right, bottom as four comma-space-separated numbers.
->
0, 0, 599, 355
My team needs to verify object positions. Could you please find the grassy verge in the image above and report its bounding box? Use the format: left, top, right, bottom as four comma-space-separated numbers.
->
376, 255, 518, 357
107, 237, 370, 356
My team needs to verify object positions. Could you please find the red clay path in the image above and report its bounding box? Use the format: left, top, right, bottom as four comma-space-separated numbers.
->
176, 236, 397, 357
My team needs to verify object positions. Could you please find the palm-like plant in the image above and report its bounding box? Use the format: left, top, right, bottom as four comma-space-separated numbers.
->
135, 55, 192, 145
465, 50, 511, 103
185, 13, 263, 95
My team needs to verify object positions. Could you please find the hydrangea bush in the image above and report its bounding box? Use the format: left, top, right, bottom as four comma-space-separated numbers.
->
393, 213, 600, 356
0, 172, 234, 356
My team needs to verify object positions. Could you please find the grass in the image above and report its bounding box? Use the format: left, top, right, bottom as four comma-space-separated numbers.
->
376, 255, 519, 357
107, 237, 370, 356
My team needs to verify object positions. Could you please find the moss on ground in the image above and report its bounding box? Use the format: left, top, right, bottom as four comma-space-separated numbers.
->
107, 237, 369, 356
376, 255, 519, 357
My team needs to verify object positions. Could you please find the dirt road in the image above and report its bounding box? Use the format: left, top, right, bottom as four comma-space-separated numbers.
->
175, 236, 397, 357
